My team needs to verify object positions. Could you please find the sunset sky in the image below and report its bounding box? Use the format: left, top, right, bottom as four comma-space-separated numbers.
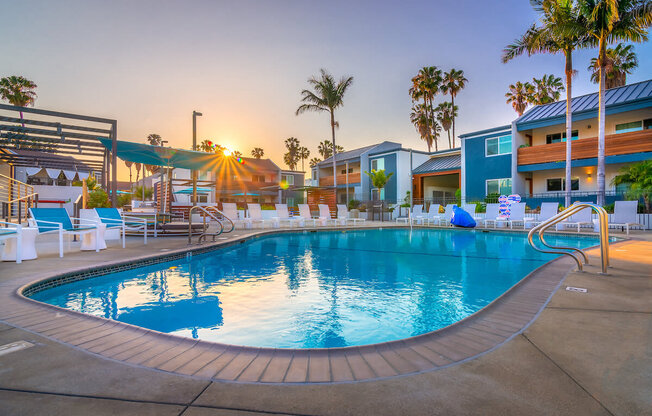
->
2, 0, 651, 180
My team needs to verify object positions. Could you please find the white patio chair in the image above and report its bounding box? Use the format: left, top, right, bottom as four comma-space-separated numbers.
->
462, 203, 476, 216
298, 204, 319, 227
610, 200, 643, 235
523, 202, 559, 228
437, 205, 456, 226
318, 204, 338, 226
275, 204, 304, 227
337, 204, 365, 226
426, 204, 442, 225
495, 202, 526, 229
93, 208, 150, 246
478, 203, 500, 228
556, 203, 593, 232
411, 205, 426, 225
221, 203, 252, 229
247, 203, 279, 229
0, 222, 24, 263
29, 207, 101, 257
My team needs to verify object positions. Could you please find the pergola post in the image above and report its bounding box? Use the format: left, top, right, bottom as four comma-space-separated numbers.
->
110, 121, 118, 207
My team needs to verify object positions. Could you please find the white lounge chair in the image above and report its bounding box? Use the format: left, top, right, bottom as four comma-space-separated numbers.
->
411, 205, 426, 225
610, 200, 643, 235
478, 203, 500, 228
247, 203, 279, 229
29, 207, 101, 257
437, 205, 456, 226
221, 203, 252, 229
556, 203, 593, 232
298, 204, 319, 227
318, 204, 337, 226
495, 202, 526, 229
94, 208, 150, 246
337, 204, 365, 226
524, 202, 559, 228
275, 204, 304, 227
0, 222, 23, 263
426, 204, 442, 225
462, 203, 476, 216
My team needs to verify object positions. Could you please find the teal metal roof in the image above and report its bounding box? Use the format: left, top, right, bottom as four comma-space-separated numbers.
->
413, 153, 461, 174
516, 79, 652, 127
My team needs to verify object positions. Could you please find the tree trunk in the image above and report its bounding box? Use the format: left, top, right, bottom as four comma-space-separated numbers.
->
20, 110, 25, 128
447, 130, 451, 149
451, 95, 456, 148
330, 110, 337, 189
597, 38, 607, 206
564, 49, 573, 208
424, 96, 431, 151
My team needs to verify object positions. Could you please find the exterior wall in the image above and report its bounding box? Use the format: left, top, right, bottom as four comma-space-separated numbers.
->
368, 152, 397, 201
531, 164, 624, 194
462, 129, 512, 200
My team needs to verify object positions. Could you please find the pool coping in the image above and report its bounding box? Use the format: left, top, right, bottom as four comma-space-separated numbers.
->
0, 226, 621, 384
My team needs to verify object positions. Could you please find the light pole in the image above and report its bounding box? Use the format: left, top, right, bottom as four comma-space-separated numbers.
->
160, 140, 169, 213
192, 111, 202, 206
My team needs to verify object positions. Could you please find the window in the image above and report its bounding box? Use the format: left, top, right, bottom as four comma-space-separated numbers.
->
340, 168, 353, 174
645, 119, 652, 129
281, 174, 294, 185
546, 178, 579, 192
252, 175, 266, 182
371, 188, 385, 201
615, 121, 643, 133
545, 130, 579, 144
486, 135, 512, 156
197, 195, 208, 203
371, 158, 385, 171
486, 178, 512, 195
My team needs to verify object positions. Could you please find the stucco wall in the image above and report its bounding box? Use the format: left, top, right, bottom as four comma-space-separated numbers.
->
463, 130, 512, 200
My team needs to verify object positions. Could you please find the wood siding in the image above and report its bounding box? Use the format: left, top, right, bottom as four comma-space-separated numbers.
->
319, 172, 361, 187
517, 129, 652, 166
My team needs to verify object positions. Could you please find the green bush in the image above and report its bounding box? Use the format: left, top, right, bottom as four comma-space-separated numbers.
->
484, 193, 500, 204
117, 193, 132, 208
358, 203, 367, 212
348, 199, 361, 210
455, 188, 461, 206
87, 189, 110, 208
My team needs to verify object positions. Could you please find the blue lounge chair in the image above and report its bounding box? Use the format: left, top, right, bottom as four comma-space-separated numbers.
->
0, 222, 23, 263
94, 208, 150, 245
29, 207, 100, 257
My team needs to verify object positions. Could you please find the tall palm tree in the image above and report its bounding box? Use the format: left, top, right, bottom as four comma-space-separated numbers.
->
577, 0, 651, 205
284, 137, 301, 170
435, 102, 457, 148
146, 133, 162, 146
410, 104, 436, 151
299, 146, 310, 171
505, 82, 535, 116
531, 74, 565, 104
588, 43, 639, 88
0, 75, 37, 127
296, 69, 354, 187
441, 69, 468, 147
409, 67, 442, 151
251, 147, 265, 158
318, 140, 343, 159
198, 139, 214, 152
231, 150, 242, 158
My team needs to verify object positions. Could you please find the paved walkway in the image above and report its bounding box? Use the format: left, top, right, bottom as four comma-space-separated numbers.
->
0, 226, 650, 415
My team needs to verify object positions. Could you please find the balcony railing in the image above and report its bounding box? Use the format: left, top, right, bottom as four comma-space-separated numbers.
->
517, 129, 652, 166
319, 172, 361, 187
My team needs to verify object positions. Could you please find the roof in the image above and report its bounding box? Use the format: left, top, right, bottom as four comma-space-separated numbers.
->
318, 141, 401, 166
459, 125, 511, 139
516, 79, 652, 126
1, 148, 92, 171
412, 152, 461, 174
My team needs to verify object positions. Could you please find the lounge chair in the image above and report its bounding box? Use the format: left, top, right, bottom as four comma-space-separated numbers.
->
337, 204, 365, 226
477, 203, 500, 228
495, 202, 526, 229
318, 204, 338, 226
462, 203, 476, 216
221, 203, 252, 229
437, 205, 456, 226
523, 202, 559, 228
247, 203, 278, 228
298, 204, 319, 227
411, 205, 426, 225
426, 204, 442, 225
556, 203, 593, 232
275, 204, 304, 227
93, 208, 150, 246
0, 222, 23, 263
29, 207, 101, 257
610, 200, 643, 235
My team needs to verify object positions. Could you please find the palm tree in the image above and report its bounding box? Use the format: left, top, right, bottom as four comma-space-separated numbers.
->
531, 74, 565, 104
198, 139, 215, 152
588, 43, 638, 88
410, 104, 435, 151
440, 69, 468, 147
505, 82, 534, 116
124, 160, 133, 187
409, 67, 442, 151
577, 0, 651, 205
231, 150, 242, 158
0, 75, 37, 127
284, 137, 301, 170
612, 160, 652, 212
296, 69, 354, 187
364, 169, 394, 202
318, 140, 343, 159
251, 147, 265, 158
146, 134, 162, 146
134, 162, 142, 186
435, 102, 457, 148
309, 157, 322, 168
299, 146, 310, 171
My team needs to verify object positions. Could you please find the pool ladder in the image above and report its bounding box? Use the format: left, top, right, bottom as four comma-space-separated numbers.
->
527, 202, 610, 274
188, 206, 235, 244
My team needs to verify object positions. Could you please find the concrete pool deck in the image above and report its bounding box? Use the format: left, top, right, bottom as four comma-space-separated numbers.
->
0, 223, 650, 415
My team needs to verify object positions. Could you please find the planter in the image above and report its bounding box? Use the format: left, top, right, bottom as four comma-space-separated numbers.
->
350, 209, 360, 219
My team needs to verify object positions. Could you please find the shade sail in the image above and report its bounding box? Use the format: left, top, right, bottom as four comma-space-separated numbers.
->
98, 138, 224, 170
175, 187, 212, 194
231, 192, 260, 196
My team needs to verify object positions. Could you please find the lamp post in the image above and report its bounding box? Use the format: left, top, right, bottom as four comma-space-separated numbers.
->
192, 111, 203, 206
160, 140, 169, 213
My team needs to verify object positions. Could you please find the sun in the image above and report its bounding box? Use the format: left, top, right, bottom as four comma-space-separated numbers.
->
222, 148, 232, 157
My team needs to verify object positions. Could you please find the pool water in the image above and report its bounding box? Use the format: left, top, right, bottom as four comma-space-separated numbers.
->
31, 229, 600, 348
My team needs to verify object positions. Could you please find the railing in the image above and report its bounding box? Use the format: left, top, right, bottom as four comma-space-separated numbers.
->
319, 172, 361, 187
0, 174, 38, 224
517, 129, 652, 166
528, 202, 609, 274
188, 205, 234, 244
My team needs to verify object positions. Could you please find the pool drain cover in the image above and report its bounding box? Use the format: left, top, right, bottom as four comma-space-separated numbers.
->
566, 286, 588, 293
0, 341, 35, 357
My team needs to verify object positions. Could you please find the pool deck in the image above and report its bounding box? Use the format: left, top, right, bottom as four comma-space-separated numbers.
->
0, 223, 650, 415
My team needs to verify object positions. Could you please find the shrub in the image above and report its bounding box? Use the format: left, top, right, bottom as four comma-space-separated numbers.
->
117, 193, 132, 208
358, 203, 367, 212
485, 193, 500, 204
348, 199, 361, 210
87, 189, 110, 208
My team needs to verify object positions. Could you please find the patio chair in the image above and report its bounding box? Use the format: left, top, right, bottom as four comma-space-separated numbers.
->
476, 203, 500, 228
275, 204, 304, 227
437, 205, 456, 226
0, 222, 23, 263
426, 204, 442, 225
495, 202, 526, 229
247, 203, 279, 229
318, 204, 338, 226
221, 203, 252, 229
94, 208, 150, 246
523, 202, 559, 228
298, 204, 319, 227
462, 203, 477, 216
29, 207, 100, 257
610, 201, 643, 235
411, 205, 426, 225
556, 203, 593, 232
337, 204, 365, 226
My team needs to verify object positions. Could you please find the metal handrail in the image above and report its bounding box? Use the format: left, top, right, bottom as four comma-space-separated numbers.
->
201, 206, 235, 234
188, 206, 223, 244
0, 173, 37, 223
527, 202, 610, 274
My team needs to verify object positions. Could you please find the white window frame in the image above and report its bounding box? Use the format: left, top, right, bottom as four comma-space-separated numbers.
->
485, 178, 512, 196
485, 135, 512, 157
281, 174, 294, 185
371, 158, 385, 171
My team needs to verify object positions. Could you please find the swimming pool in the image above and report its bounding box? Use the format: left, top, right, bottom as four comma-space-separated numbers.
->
30, 229, 600, 348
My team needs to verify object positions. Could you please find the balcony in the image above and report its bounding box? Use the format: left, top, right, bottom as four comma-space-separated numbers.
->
319, 172, 361, 187
518, 129, 652, 166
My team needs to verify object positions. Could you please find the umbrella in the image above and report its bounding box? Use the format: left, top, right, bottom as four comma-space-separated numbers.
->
231, 192, 259, 196
174, 187, 212, 195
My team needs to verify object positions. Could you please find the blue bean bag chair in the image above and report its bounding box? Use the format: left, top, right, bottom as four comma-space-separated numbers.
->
451, 206, 476, 228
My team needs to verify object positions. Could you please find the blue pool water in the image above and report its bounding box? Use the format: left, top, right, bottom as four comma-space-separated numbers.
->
31, 229, 600, 348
